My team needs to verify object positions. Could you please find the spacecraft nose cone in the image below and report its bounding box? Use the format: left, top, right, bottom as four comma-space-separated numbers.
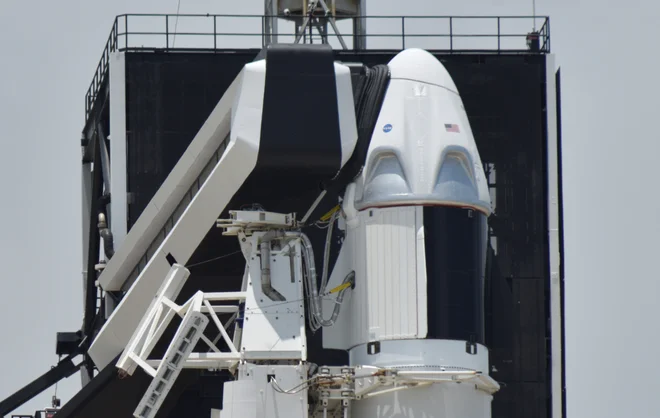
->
387, 48, 458, 93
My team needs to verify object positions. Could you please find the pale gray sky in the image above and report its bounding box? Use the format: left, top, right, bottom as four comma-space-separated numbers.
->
0, 0, 656, 417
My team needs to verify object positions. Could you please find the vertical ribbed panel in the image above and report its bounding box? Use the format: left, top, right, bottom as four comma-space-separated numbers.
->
348, 214, 368, 348
362, 207, 418, 341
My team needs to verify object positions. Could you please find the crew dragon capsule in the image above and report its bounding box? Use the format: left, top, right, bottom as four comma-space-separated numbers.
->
355, 48, 490, 213
323, 48, 496, 417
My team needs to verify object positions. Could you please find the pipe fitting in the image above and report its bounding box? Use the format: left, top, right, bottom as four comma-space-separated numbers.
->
98, 212, 115, 259
259, 231, 286, 302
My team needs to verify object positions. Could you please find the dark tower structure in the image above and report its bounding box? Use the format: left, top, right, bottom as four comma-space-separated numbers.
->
0, 11, 564, 418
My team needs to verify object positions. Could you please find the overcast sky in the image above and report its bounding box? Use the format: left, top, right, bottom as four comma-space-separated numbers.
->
0, 0, 657, 417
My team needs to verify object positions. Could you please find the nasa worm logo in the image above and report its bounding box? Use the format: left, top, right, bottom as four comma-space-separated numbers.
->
383, 124, 393, 133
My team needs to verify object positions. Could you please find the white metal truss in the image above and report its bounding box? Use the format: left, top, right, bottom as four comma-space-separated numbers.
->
115, 264, 246, 418
117, 287, 245, 377
117, 211, 312, 418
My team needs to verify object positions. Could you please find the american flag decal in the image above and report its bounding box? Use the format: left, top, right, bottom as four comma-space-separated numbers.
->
445, 123, 460, 133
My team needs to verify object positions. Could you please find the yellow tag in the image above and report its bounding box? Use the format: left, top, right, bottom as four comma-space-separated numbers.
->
329, 282, 352, 294
320, 205, 341, 222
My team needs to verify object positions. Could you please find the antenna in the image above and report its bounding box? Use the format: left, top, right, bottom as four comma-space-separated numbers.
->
172, 0, 183, 47
526, 0, 540, 51
264, 0, 367, 50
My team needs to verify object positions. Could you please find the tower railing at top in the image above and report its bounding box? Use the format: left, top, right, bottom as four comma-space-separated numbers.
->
84, 14, 550, 121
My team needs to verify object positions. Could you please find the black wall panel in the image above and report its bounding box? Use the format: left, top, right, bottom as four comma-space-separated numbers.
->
122, 50, 554, 418
125, 51, 259, 228
493, 382, 547, 418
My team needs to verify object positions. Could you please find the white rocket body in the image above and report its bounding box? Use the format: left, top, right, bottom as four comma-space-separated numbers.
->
323, 49, 495, 417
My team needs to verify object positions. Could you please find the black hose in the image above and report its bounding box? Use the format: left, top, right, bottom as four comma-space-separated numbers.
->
314, 64, 391, 213
100, 228, 115, 259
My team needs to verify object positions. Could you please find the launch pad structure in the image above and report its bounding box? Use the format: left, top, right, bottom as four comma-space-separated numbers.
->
0, 7, 563, 418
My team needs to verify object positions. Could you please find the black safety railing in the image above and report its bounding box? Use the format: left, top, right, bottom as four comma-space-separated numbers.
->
85, 20, 119, 122
84, 14, 550, 120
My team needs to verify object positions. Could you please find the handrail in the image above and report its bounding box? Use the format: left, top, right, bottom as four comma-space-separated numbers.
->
85, 18, 119, 122
84, 14, 550, 121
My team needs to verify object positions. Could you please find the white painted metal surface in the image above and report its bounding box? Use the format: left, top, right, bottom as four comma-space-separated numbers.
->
323, 205, 428, 350
115, 264, 191, 375
388, 48, 459, 93
349, 339, 495, 418
363, 207, 419, 341
109, 51, 128, 249
241, 233, 307, 360
414, 204, 428, 339
89, 61, 267, 369
80, 161, 91, 309
349, 339, 489, 372
216, 210, 296, 234
116, 284, 246, 375
134, 309, 209, 418
334, 62, 359, 166
545, 53, 564, 418
98, 64, 244, 292
353, 48, 491, 215
220, 381, 257, 418
80, 144, 93, 387
115, 279, 250, 417
351, 379, 494, 418
221, 364, 308, 418
320, 222, 354, 350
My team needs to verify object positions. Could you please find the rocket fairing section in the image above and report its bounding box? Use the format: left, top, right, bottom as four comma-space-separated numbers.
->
325, 48, 491, 347
324, 48, 496, 417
